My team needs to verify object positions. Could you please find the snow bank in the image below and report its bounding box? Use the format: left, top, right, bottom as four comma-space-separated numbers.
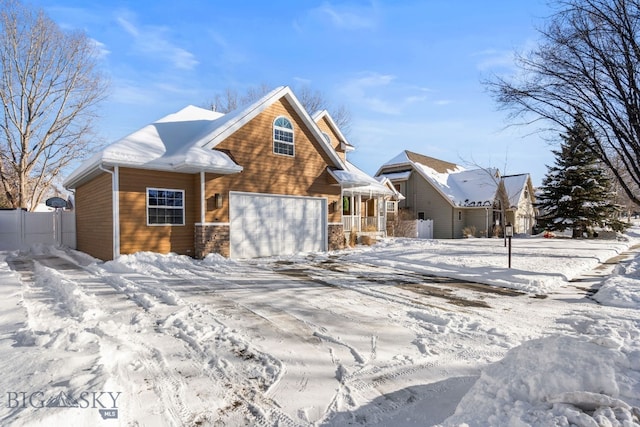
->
441, 335, 640, 427
593, 255, 640, 309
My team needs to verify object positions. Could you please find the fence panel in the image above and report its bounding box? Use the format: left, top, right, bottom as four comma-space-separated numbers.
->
0, 210, 21, 250
417, 219, 434, 239
0, 209, 76, 250
23, 212, 57, 246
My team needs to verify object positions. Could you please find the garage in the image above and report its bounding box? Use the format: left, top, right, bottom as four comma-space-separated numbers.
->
229, 192, 327, 259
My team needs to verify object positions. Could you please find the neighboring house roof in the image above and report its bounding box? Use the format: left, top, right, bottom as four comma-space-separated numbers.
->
380, 150, 460, 174
378, 150, 521, 208
379, 170, 412, 181
502, 174, 531, 209
64, 86, 346, 189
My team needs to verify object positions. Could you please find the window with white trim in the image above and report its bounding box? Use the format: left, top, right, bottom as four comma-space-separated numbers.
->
147, 188, 185, 225
273, 116, 294, 156
386, 201, 396, 213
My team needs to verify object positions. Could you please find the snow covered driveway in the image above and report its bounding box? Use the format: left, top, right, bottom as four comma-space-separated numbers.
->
1, 233, 639, 426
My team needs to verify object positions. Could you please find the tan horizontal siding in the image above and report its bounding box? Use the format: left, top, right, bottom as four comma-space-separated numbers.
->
205, 98, 342, 224
315, 116, 346, 162
118, 168, 197, 257
75, 172, 113, 260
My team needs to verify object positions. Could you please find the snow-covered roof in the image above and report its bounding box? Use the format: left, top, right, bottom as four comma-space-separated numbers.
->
502, 174, 531, 208
378, 171, 412, 181
64, 86, 346, 189
378, 150, 529, 208
64, 105, 242, 188
329, 161, 396, 197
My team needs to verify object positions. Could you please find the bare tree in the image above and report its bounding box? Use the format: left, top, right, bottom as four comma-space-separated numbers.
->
204, 83, 353, 136
486, 0, 640, 206
0, 0, 108, 210
204, 88, 240, 113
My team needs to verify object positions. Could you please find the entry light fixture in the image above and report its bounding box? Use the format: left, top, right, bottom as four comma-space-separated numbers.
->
214, 193, 223, 209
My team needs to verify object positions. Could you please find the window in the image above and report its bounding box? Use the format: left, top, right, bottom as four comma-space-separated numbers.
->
147, 188, 184, 225
386, 201, 396, 213
273, 116, 294, 156
322, 132, 331, 145
418, 212, 425, 220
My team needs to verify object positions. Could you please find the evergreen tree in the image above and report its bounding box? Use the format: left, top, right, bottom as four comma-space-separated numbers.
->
536, 117, 627, 237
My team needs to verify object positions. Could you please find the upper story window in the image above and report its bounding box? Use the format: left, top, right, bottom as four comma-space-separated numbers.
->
147, 188, 184, 225
273, 116, 294, 156
322, 132, 331, 145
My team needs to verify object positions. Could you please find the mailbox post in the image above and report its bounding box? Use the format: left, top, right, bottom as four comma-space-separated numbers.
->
505, 222, 513, 268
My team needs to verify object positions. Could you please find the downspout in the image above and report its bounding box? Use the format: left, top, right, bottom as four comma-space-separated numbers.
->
99, 164, 120, 259
200, 171, 206, 224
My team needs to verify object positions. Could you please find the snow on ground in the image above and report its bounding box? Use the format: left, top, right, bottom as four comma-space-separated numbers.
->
0, 224, 639, 426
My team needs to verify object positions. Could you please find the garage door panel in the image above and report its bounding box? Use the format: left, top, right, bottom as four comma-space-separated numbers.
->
230, 193, 326, 259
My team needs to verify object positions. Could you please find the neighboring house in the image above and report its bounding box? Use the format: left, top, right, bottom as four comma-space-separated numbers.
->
64, 86, 399, 260
376, 150, 536, 238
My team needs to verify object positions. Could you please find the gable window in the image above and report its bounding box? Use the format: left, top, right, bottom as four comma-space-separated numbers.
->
147, 188, 184, 225
322, 132, 331, 145
273, 116, 294, 156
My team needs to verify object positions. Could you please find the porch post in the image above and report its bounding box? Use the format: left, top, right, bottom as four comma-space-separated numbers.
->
356, 194, 361, 231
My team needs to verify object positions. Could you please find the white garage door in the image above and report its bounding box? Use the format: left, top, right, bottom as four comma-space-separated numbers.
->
229, 192, 327, 259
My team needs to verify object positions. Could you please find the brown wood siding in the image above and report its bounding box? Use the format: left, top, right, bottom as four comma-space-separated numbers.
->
205, 98, 342, 224
75, 172, 113, 260
118, 168, 197, 257
315, 116, 346, 162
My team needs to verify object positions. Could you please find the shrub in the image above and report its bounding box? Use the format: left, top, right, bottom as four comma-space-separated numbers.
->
462, 226, 477, 238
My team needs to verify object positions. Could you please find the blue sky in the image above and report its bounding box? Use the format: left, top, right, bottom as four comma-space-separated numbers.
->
30, 0, 553, 185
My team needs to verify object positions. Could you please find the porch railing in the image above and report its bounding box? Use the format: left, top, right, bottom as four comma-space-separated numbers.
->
342, 215, 386, 233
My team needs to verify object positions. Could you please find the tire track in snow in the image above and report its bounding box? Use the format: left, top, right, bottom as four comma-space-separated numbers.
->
6, 253, 232, 425
102, 259, 305, 426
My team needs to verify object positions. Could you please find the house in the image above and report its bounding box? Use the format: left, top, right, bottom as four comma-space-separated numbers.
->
63, 86, 400, 260
376, 150, 536, 238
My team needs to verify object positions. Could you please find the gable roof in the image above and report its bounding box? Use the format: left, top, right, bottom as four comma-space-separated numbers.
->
194, 86, 346, 168
378, 150, 459, 175
64, 86, 346, 189
64, 105, 243, 188
378, 150, 501, 207
502, 174, 533, 208
312, 110, 355, 152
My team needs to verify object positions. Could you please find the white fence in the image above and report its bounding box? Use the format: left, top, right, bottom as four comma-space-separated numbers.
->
392, 219, 434, 239
417, 219, 433, 239
0, 209, 76, 250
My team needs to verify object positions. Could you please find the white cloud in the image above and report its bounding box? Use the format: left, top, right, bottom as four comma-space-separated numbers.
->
309, 1, 379, 30
338, 72, 432, 115
473, 49, 516, 72
89, 39, 110, 59
115, 12, 199, 71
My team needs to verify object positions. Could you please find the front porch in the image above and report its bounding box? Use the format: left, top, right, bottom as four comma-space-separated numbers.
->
341, 193, 388, 238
